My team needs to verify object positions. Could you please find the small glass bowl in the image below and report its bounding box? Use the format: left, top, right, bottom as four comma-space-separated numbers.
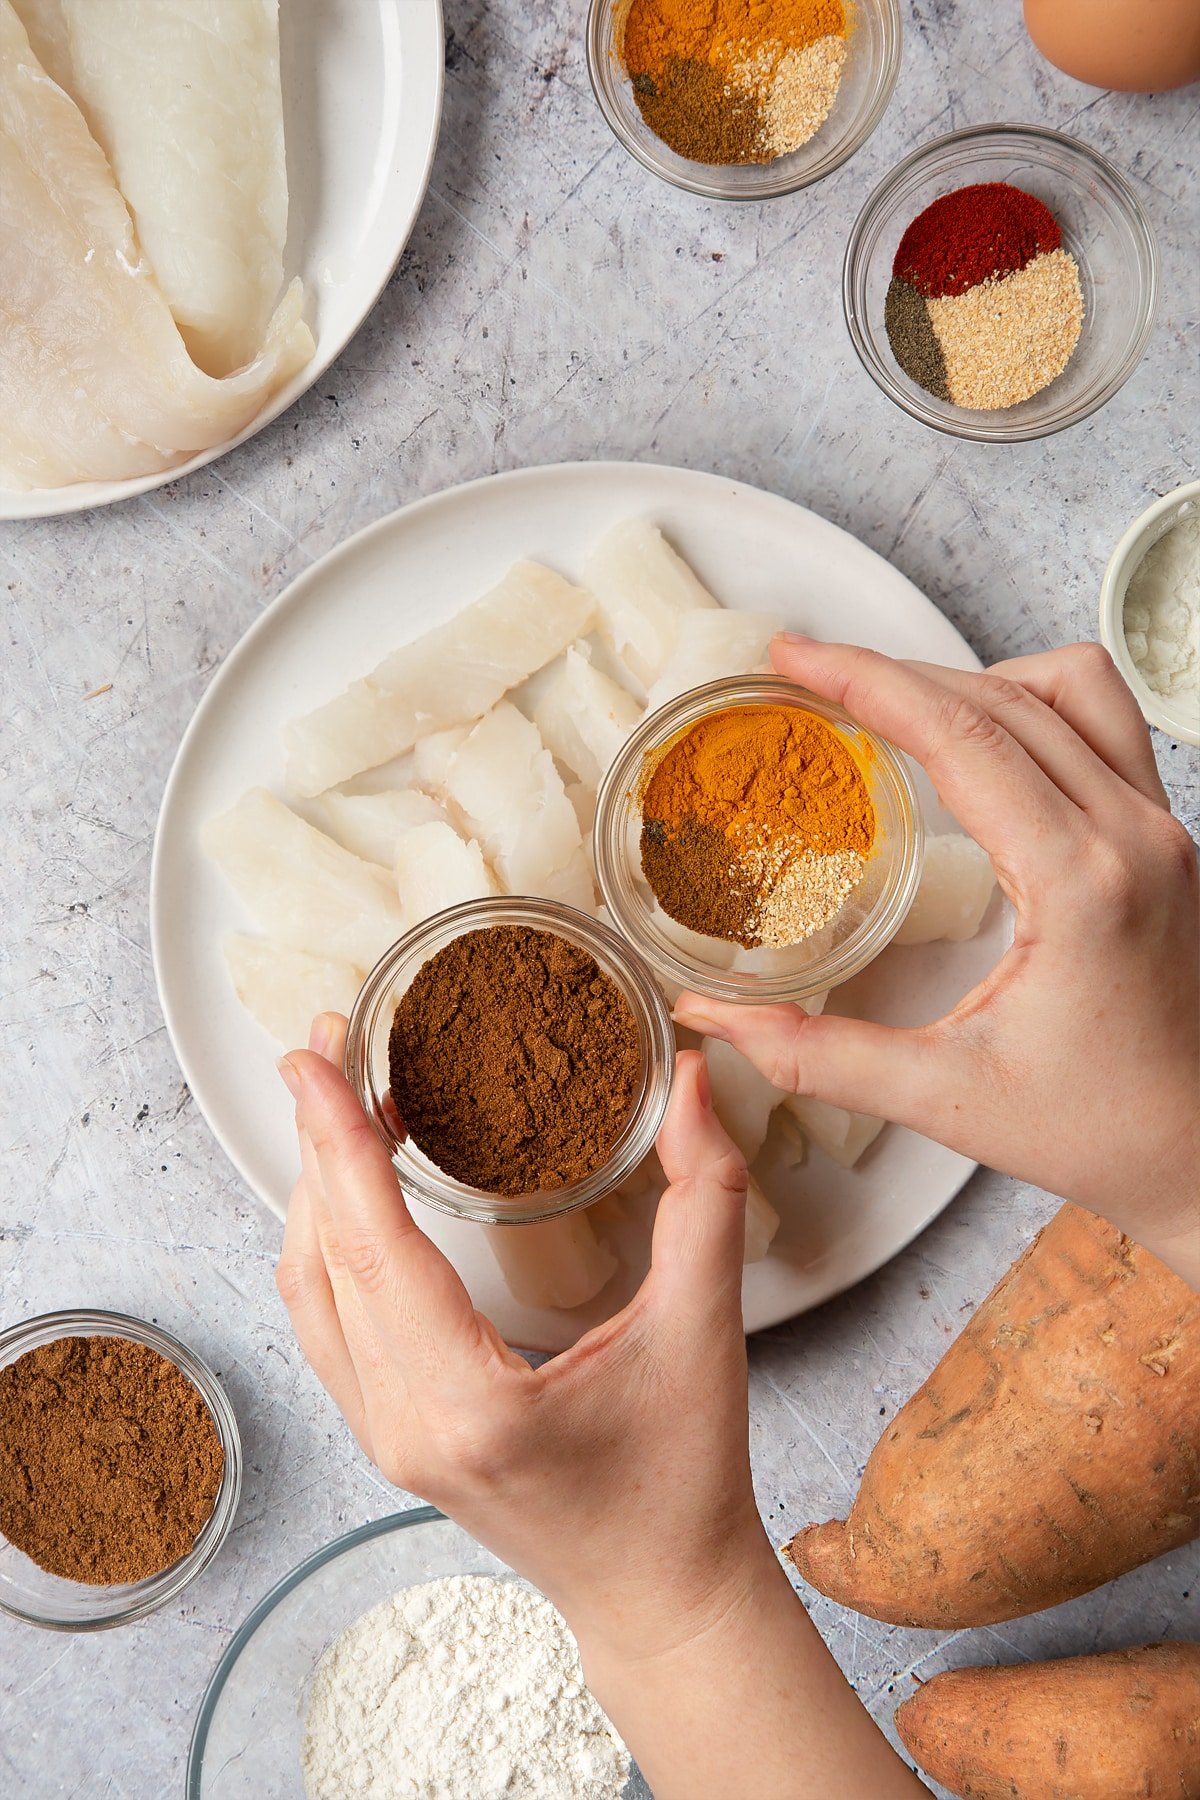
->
345, 897, 675, 1225
593, 677, 922, 1004
188, 1507, 651, 1798
1099, 480, 1200, 748
843, 123, 1158, 442
0, 1309, 241, 1631
586, 0, 901, 200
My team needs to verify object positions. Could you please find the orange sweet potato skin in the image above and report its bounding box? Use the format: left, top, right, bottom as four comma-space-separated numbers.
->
894, 1642, 1200, 1800
788, 1205, 1199, 1626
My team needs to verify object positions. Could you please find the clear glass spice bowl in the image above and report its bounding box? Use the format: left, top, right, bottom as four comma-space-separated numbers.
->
586, 0, 902, 200
0, 1308, 241, 1631
345, 897, 676, 1226
593, 676, 922, 1005
843, 123, 1158, 442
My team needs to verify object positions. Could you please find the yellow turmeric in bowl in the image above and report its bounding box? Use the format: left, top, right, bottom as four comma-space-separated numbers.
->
620, 0, 850, 166
640, 703, 876, 947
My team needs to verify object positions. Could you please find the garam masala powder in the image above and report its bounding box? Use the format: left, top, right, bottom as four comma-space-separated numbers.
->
640, 702, 876, 947
621, 0, 849, 166
388, 924, 641, 1196
0, 1334, 224, 1585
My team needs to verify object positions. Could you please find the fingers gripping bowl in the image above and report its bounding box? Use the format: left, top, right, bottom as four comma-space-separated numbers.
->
346, 897, 676, 1225
594, 678, 923, 1003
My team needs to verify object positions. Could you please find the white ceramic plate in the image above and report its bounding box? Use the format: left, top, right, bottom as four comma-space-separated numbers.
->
1, 0, 444, 521
152, 462, 1007, 1352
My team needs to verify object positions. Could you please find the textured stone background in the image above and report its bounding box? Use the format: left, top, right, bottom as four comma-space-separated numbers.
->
1, 2, 1197, 1794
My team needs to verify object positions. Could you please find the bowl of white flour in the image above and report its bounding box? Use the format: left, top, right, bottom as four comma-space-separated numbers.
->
187, 1507, 646, 1799
1100, 480, 1200, 748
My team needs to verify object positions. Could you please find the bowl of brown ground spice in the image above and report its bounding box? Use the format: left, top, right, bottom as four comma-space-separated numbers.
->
594, 676, 922, 1004
346, 898, 676, 1225
0, 1309, 240, 1629
586, 0, 901, 200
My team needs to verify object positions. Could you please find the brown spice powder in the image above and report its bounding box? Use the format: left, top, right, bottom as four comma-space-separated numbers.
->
632, 56, 764, 164
388, 925, 642, 1196
0, 1335, 224, 1585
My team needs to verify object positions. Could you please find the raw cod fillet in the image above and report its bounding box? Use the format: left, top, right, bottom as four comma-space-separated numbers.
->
443, 702, 593, 909
892, 833, 997, 945
394, 820, 496, 934
520, 644, 643, 790
312, 788, 445, 869
0, 1, 313, 488
202, 787, 402, 973
223, 934, 363, 1049
584, 520, 719, 692
13, 0, 290, 375
283, 565, 596, 798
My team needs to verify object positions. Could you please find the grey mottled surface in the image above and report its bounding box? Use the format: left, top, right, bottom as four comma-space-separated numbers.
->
1, 3, 1197, 1796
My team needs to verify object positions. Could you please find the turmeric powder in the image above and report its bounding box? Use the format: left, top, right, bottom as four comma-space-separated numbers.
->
640, 703, 875, 948
620, 0, 849, 166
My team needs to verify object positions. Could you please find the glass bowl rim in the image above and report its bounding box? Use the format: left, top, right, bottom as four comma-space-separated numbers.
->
186, 1505, 447, 1800
841, 120, 1160, 443
345, 895, 676, 1224
584, 0, 903, 201
0, 1307, 242, 1631
1098, 478, 1200, 748
593, 675, 923, 1003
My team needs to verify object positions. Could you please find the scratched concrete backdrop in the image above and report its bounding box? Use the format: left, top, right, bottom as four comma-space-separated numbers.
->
1, 2, 1197, 1795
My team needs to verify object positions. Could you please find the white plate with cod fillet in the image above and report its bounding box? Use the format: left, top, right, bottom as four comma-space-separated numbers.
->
152, 462, 1009, 1352
0, 0, 443, 516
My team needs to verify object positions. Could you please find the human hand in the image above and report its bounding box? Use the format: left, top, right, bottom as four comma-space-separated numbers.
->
276, 1015, 930, 1798
675, 638, 1199, 1286
275, 1018, 766, 1660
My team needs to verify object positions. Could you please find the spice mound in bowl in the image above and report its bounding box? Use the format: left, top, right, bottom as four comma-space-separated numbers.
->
621, 0, 851, 165
0, 1333, 224, 1586
884, 182, 1083, 410
387, 924, 641, 1197
640, 703, 876, 948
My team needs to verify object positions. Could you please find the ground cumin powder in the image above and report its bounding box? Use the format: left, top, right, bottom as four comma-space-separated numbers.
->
0, 1335, 224, 1584
388, 925, 641, 1196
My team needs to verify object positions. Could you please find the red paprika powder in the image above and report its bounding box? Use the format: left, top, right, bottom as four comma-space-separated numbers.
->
893, 182, 1062, 298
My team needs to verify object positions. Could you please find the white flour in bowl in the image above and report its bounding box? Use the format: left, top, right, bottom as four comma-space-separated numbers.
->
301, 1573, 631, 1799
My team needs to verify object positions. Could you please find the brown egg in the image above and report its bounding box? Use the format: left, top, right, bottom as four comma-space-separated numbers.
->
1024, 0, 1200, 91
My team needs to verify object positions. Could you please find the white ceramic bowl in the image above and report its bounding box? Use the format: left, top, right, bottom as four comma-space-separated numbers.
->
1098, 481, 1200, 748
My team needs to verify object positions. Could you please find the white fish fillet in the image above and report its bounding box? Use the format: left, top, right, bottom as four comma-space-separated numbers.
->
0, 2, 313, 488
313, 789, 444, 869
744, 1178, 781, 1263
521, 645, 642, 788
893, 833, 997, 945
412, 726, 470, 798
703, 1037, 788, 1164
394, 821, 496, 933
14, 0, 290, 376
444, 703, 585, 901
786, 1094, 885, 1169
645, 610, 780, 713
585, 520, 719, 690
284, 564, 596, 798
486, 1215, 618, 1310
223, 933, 363, 1049
202, 787, 402, 971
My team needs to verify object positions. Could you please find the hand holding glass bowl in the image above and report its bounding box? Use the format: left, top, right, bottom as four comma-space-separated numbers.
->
675, 636, 1199, 1287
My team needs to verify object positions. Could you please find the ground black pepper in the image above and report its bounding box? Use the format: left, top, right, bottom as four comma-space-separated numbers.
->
884, 278, 951, 402
388, 925, 641, 1196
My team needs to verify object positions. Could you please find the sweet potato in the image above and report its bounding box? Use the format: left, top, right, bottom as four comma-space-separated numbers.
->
787, 1204, 1199, 1626
894, 1641, 1200, 1800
